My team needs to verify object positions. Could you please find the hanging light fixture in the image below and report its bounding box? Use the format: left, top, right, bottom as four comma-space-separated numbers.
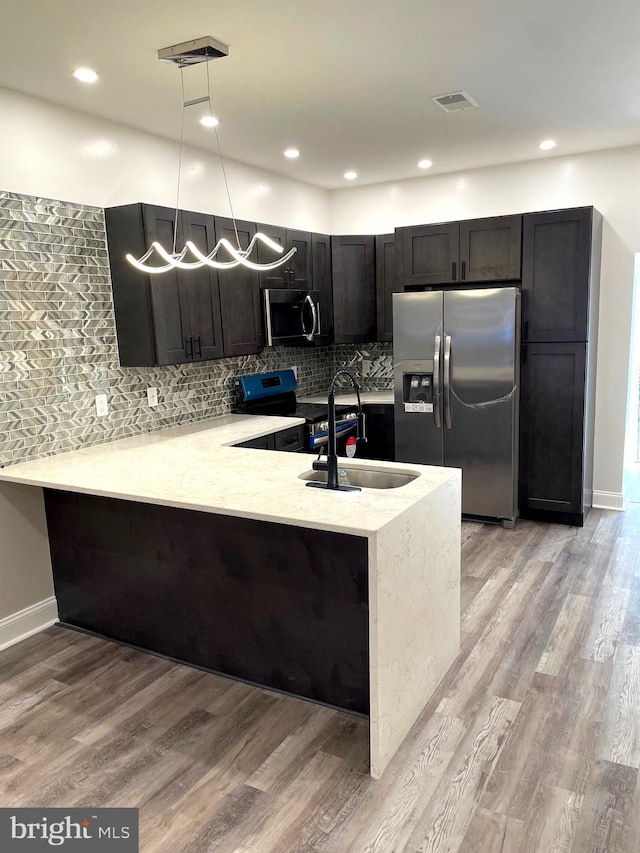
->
126, 36, 297, 275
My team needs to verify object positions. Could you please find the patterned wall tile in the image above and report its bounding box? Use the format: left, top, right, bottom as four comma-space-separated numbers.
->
333, 342, 394, 390
0, 190, 391, 467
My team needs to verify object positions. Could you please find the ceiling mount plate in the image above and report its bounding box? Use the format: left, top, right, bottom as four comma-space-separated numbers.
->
158, 36, 229, 67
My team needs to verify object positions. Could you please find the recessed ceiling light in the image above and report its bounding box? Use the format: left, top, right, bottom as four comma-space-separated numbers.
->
284, 148, 300, 159
200, 115, 219, 128
539, 139, 556, 151
344, 171, 357, 180
73, 67, 98, 84
418, 159, 433, 169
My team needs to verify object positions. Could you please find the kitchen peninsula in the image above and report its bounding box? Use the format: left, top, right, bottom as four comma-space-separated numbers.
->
0, 415, 460, 778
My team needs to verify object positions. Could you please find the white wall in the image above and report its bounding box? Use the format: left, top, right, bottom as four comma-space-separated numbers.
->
330, 147, 640, 505
0, 86, 330, 231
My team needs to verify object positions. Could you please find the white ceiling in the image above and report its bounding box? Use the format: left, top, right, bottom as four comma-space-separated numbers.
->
2, 0, 640, 189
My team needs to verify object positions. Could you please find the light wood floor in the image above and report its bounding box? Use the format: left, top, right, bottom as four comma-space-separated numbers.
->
1, 508, 639, 852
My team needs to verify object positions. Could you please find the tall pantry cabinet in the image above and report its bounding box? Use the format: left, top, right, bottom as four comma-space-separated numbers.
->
519, 207, 602, 526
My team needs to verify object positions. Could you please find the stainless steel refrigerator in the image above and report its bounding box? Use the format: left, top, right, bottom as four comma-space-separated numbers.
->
393, 287, 520, 526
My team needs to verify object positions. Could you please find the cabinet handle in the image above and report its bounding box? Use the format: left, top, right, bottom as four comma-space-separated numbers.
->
185, 336, 193, 358
194, 335, 202, 357
452, 261, 457, 280
524, 321, 529, 340
461, 261, 466, 280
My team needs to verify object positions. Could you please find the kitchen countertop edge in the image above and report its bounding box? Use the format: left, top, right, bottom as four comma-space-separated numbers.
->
0, 414, 458, 537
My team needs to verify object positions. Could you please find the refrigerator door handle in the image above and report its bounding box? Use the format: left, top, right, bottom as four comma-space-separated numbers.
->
433, 334, 442, 429
444, 334, 452, 429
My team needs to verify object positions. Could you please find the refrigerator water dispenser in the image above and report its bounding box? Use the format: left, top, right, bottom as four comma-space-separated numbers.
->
401, 360, 434, 413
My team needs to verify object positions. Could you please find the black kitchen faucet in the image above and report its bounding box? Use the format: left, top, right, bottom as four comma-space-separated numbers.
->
306, 368, 367, 491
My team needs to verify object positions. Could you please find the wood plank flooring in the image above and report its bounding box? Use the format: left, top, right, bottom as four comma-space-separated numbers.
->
1, 508, 640, 851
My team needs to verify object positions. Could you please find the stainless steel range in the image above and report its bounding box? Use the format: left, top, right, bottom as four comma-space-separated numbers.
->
234, 369, 359, 453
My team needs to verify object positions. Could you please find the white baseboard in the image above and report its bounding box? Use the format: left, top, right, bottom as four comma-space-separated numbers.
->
592, 490, 624, 511
0, 597, 58, 652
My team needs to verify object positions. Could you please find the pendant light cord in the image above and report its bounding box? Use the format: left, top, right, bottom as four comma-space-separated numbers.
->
173, 66, 187, 255
206, 62, 242, 249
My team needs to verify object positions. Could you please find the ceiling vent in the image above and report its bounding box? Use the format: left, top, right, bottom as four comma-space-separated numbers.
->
430, 91, 479, 113
158, 36, 229, 67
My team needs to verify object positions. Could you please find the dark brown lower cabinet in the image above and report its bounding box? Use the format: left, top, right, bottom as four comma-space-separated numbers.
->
45, 490, 369, 715
519, 342, 593, 525
235, 425, 305, 452
358, 405, 395, 462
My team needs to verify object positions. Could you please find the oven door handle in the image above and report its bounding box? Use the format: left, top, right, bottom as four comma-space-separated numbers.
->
301, 294, 318, 342
309, 419, 358, 449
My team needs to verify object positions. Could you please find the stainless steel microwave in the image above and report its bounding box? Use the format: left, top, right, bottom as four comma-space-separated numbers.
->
264, 289, 321, 346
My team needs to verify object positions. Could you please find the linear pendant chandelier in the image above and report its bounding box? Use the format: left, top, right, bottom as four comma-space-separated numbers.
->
126, 36, 297, 275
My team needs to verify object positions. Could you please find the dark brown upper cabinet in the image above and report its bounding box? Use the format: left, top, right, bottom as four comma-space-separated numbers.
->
375, 233, 397, 341
104, 203, 223, 367
459, 215, 522, 282
395, 215, 522, 287
256, 223, 285, 289
257, 225, 312, 289
521, 207, 601, 343
312, 233, 334, 345
214, 216, 264, 357
178, 210, 224, 361
287, 228, 312, 286
331, 235, 376, 343
396, 222, 459, 287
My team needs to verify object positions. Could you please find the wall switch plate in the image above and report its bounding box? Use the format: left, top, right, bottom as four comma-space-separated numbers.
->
362, 359, 371, 376
95, 394, 108, 417
291, 365, 298, 379
147, 387, 159, 407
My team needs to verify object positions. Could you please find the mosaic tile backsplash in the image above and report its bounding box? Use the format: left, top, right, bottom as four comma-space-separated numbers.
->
0, 190, 392, 466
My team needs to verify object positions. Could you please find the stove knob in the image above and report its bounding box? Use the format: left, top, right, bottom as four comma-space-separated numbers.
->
320, 421, 328, 432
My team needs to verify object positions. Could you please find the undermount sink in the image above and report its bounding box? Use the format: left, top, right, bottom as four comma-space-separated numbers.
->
299, 465, 419, 490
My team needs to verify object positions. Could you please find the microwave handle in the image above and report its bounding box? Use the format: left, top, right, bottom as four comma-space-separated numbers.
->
264, 290, 274, 346
302, 294, 317, 342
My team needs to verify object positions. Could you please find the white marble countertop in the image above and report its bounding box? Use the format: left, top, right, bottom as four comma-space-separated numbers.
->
298, 390, 394, 405
0, 414, 457, 537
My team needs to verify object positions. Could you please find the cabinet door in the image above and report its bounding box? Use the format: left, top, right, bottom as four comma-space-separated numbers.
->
331, 235, 376, 343
286, 229, 312, 286
274, 425, 305, 452
257, 223, 286, 289
215, 217, 264, 357
375, 233, 396, 342
459, 215, 522, 282
358, 404, 395, 461
256, 226, 311, 289
236, 433, 275, 450
312, 233, 334, 345
177, 211, 224, 361
397, 222, 459, 286
106, 203, 156, 367
522, 209, 592, 342
519, 342, 586, 516
141, 206, 191, 365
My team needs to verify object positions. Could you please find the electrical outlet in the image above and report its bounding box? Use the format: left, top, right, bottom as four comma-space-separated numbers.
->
291, 365, 298, 379
361, 359, 371, 376
95, 394, 108, 417
147, 387, 159, 407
